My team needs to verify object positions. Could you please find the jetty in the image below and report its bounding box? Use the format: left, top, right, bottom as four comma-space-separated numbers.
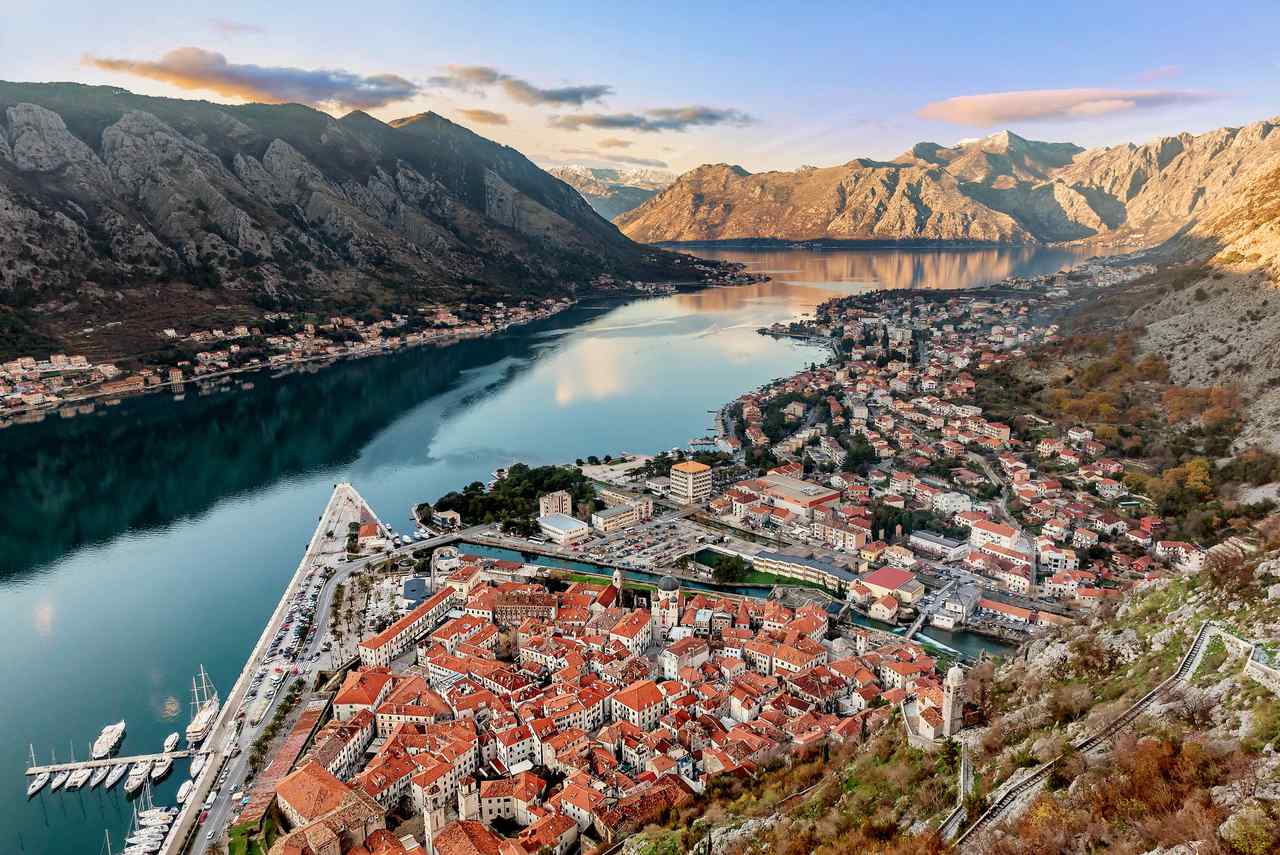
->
26, 749, 199, 777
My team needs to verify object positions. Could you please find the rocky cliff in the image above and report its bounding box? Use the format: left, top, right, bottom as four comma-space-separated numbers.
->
0, 83, 704, 355
616, 119, 1280, 248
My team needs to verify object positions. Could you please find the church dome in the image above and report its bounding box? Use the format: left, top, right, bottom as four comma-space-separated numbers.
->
658, 575, 680, 592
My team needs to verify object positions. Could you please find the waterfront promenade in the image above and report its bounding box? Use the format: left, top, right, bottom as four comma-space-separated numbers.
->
163, 483, 365, 855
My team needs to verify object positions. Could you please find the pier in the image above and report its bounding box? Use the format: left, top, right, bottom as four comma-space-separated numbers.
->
26, 749, 200, 776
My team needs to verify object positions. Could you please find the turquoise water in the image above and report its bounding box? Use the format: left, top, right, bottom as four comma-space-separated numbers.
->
0, 246, 1073, 853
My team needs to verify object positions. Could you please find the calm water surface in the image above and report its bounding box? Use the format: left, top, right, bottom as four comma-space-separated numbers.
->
0, 247, 1075, 854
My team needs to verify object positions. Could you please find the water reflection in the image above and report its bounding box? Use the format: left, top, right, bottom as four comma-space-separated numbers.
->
695, 245, 1085, 291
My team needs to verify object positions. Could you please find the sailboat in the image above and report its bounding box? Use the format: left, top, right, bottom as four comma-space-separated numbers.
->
27, 770, 49, 798
89, 765, 109, 788
65, 743, 91, 789
50, 766, 70, 791
185, 665, 220, 746
104, 762, 128, 789
26, 746, 49, 798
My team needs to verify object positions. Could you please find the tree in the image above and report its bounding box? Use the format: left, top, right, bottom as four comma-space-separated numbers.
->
710, 554, 750, 584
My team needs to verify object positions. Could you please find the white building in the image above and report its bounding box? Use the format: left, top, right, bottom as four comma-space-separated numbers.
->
670, 460, 713, 504
537, 512, 590, 545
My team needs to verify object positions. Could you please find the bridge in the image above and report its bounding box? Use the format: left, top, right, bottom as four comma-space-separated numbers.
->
901, 610, 928, 640
952, 619, 1214, 849
26, 749, 201, 776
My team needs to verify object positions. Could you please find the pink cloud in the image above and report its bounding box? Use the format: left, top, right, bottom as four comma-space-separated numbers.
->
917, 87, 1214, 126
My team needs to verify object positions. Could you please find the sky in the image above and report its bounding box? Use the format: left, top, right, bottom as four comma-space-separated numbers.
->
3, 0, 1279, 175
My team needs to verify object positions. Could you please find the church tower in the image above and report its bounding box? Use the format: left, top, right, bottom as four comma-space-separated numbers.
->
613, 565, 624, 597
942, 664, 966, 737
655, 575, 681, 638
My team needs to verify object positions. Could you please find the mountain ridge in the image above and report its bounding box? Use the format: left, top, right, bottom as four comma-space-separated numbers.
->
0, 82, 711, 357
616, 117, 1280, 249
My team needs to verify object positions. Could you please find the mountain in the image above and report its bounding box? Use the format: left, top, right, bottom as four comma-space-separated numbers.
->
547, 165, 674, 220
0, 83, 708, 356
616, 120, 1280, 247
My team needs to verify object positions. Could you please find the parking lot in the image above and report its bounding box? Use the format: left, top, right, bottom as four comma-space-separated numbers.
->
576, 516, 716, 569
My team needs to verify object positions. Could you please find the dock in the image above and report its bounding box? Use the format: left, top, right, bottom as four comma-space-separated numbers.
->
25, 749, 200, 776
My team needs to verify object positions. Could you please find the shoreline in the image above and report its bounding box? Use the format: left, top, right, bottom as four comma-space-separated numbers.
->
0, 277, 767, 428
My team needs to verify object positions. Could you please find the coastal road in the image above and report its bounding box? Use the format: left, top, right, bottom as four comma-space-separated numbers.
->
173, 484, 369, 855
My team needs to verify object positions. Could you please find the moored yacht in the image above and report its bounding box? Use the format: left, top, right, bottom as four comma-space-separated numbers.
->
104, 763, 127, 789
189, 753, 206, 778
89, 765, 109, 788
26, 771, 49, 798
176, 779, 195, 805
91, 720, 126, 759
50, 769, 70, 791
185, 666, 220, 746
149, 754, 173, 781
66, 767, 92, 789
124, 760, 152, 794
163, 732, 180, 752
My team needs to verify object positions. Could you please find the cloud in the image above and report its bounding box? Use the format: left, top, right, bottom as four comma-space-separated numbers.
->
917, 87, 1215, 126
502, 79, 612, 107
1139, 65, 1182, 81
456, 108, 509, 125
561, 147, 668, 168
427, 64, 503, 91
85, 47, 419, 110
428, 64, 611, 106
550, 105, 754, 133
597, 137, 632, 149
210, 18, 264, 37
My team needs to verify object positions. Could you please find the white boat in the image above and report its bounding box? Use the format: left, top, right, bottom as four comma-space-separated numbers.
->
176, 779, 195, 805
25, 747, 48, 797
138, 815, 172, 828
91, 720, 126, 759
50, 769, 70, 791
185, 666, 220, 746
190, 753, 206, 778
67, 767, 92, 789
104, 763, 127, 789
89, 765, 109, 788
163, 732, 180, 752
124, 760, 152, 794
139, 806, 177, 819
26, 771, 49, 798
150, 754, 173, 781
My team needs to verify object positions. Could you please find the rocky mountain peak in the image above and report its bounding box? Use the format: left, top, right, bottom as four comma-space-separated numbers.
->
618, 114, 1280, 247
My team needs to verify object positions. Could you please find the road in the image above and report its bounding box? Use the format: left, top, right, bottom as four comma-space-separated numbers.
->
173, 484, 376, 855
966, 452, 1013, 524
